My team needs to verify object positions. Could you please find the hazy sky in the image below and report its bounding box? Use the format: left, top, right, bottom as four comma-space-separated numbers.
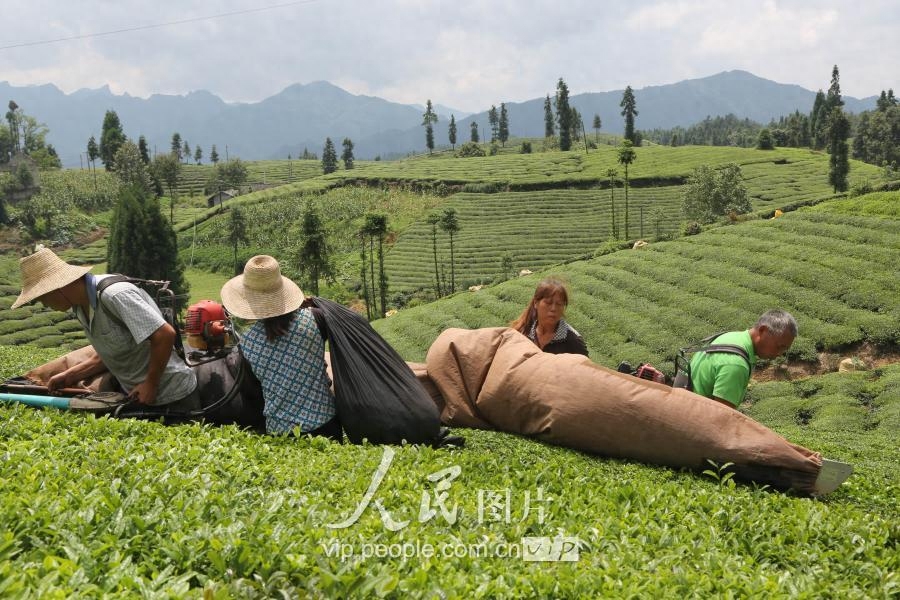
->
1, 0, 897, 112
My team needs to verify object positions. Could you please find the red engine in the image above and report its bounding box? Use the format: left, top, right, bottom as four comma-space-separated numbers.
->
185, 300, 229, 352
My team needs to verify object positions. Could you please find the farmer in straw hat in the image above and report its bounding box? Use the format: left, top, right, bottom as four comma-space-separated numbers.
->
13, 247, 198, 410
221, 255, 339, 440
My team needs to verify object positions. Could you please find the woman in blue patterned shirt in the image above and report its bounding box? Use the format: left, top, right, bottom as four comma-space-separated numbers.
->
221, 255, 340, 440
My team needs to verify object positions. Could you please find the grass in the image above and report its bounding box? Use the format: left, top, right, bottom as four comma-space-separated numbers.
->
0, 345, 896, 598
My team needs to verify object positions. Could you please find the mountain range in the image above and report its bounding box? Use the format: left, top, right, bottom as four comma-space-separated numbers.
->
1, 70, 878, 168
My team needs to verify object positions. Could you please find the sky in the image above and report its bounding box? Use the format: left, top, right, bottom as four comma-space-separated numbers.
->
1, 0, 897, 113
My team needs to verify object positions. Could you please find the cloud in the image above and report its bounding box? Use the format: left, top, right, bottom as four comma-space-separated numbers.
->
0, 0, 895, 111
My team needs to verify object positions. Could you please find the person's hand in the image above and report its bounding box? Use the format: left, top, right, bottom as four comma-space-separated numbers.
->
128, 380, 159, 405
47, 372, 73, 393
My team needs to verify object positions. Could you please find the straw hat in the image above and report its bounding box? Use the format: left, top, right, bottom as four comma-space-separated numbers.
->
220, 255, 305, 320
12, 248, 92, 309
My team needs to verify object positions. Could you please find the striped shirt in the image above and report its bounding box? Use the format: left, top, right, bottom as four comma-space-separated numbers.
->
240, 309, 336, 434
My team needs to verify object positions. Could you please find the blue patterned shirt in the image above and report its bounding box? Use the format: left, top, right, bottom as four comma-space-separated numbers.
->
240, 309, 336, 434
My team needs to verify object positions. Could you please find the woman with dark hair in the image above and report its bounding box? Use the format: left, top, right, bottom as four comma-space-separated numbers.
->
509, 277, 588, 356
220, 255, 340, 440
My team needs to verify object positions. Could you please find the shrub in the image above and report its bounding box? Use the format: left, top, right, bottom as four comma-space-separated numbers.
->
682, 221, 702, 236
520, 142, 532, 154
455, 142, 486, 158
489, 142, 500, 156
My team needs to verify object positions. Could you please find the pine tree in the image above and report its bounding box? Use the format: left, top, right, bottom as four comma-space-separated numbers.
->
321, 138, 338, 174
138, 135, 151, 164
341, 138, 355, 169
194, 145, 203, 165
99, 110, 126, 171
470, 121, 479, 143
620, 86, 639, 143
827, 107, 850, 193
498, 103, 509, 147
488, 105, 499, 142
544, 94, 555, 138
448, 115, 457, 150
182, 140, 191, 164
112, 141, 153, 195
298, 203, 334, 295
555, 79, 572, 151
170, 133, 182, 161
107, 186, 189, 296
422, 100, 438, 154
210, 145, 219, 165
227, 206, 248, 275
592, 114, 602, 142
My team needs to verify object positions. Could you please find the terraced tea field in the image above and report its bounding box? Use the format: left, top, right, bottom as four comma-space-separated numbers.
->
374, 193, 900, 371
384, 187, 684, 292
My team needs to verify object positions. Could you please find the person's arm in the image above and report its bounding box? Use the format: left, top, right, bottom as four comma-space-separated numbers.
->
47, 352, 108, 392
127, 322, 176, 405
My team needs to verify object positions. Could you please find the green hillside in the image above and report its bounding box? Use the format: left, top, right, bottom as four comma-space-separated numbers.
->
0, 344, 896, 597
374, 193, 900, 370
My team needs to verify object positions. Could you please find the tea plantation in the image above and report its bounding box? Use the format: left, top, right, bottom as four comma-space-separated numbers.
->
0, 144, 897, 597
0, 345, 897, 598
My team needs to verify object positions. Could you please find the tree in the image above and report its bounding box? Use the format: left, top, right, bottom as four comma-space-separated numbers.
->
606, 168, 619, 239
826, 65, 844, 110
170, 133, 183, 162
107, 185, 189, 297
488, 105, 499, 142
555, 78, 572, 151
593, 114, 602, 142
321, 138, 338, 174
99, 110, 126, 171
341, 138, 354, 170
227, 206, 248, 275
210, 145, 219, 165
113, 141, 153, 195
827, 107, 850, 193
439, 207, 460, 294
756, 128, 775, 150
150, 153, 181, 219
681, 163, 751, 223
498, 103, 510, 147
360, 213, 388, 318
620, 86, 639, 144
448, 114, 457, 150
470, 121, 479, 143
426, 212, 443, 297
86, 136, 99, 177
137, 136, 151, 164
617, 140, 637, 239
544, 94, 555, 138
297, 203, 334, 295
182, 140, 191, 164
422, 100, 438, 154
194, 145, 203, 165
5, 100, 21, 152
810, 90, 827, 149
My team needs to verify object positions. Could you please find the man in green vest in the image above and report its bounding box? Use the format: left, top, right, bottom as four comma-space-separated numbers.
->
690, 309, 797, 408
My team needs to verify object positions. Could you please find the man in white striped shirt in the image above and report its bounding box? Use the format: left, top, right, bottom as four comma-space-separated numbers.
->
13, 248, 198, 410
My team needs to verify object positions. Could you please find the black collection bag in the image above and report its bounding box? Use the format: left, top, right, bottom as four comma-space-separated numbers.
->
308, 297, 443, 445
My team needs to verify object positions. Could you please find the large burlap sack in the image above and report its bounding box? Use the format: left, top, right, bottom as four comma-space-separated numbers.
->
425, 327, 822, 492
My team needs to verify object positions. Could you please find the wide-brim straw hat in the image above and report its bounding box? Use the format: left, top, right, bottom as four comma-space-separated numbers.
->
220, 255, 305, 320
12, 248, 92, 309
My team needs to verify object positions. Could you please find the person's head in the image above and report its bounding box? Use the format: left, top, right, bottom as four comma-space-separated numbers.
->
750, 309, 798, 359
220, 255, 306, 342
510, 277, 571, 333
12, 247, 91, 311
